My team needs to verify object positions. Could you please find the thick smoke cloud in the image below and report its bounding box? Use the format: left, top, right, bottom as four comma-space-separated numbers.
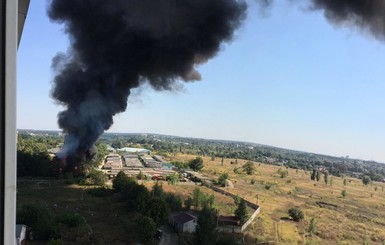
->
263, 0, 385, 40
48, 0, 247, 158
310, 0, 385, 40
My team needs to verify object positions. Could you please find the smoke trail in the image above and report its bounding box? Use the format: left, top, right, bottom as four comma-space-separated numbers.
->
48, 0, 247, 158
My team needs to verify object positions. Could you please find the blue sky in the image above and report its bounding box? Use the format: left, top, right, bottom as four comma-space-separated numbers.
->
18, 1, 385, 162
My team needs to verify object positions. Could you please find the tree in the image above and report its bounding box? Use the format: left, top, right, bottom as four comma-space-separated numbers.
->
136, 216, 156, 245
288, 208, 304, 222
192, 187, 203, 208
324, 172, 329, 185
311, 169, 316, 181
362, 176, 371, 186
151, 182, 164, 199
88, 169, 107, 186
316, 170, 321, 181
189, 157, 204, 171
144, 198, 170, 226
194, 205, 218, 245
165, 193, 183, 212
234, 198, 248, 225
233, 194, 241, 206
167, 173, 179, 185
184, 196, 193, 211
112, 171, 130, 192
343, 178, 347, 186
243, 161, 255, 175
218, 172, 229, 187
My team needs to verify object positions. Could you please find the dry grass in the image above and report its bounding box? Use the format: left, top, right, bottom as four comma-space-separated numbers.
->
166, 154, 385, 244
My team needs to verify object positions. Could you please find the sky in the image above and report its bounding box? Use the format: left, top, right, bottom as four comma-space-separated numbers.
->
17, 1, 385, 163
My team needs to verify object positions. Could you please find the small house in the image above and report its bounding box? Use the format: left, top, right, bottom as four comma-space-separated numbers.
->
172, 213, 197, 233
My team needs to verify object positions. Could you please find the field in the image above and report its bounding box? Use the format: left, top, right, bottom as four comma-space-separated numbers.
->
167, 154, 385, 244
17, 153, 385, 244
17, 180, 141, 245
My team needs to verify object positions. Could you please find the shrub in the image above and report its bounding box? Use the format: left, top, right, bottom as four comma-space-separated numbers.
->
218, 172, 229, 187
341, 190, 347, 198
278, 168, 289, 178
288, 208, 304, 222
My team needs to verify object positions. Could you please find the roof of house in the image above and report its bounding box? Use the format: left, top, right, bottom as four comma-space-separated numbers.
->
174, 213, 197, 224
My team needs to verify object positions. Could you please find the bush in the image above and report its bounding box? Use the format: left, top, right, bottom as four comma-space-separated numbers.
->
341, 190, 347, 198
218, 173, 229, 187
88, 169, 107, 186
288, 208, 304, 222
189, 157, 204, 171
17, 203, 59, 240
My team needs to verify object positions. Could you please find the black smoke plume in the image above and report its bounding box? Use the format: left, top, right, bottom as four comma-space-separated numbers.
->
48, 0, 247, 158
309, 0, 385, 40
266, 0, 385, 40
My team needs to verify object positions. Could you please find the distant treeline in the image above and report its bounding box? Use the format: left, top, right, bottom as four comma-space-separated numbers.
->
17, 130, 385, 181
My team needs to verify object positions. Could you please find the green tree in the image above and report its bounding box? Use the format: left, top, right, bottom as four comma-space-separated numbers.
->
88, 169, 107, 186
324, 172, 329, 185
151, 182, 164, 199
184, 196, 193, 211
243, 161, 255, 175
194, 205, 218, 245
201, 194, 215, 208
167, 173, 179, 185
362, 176, 371, 186
218, 172, 229, 187
192, 187, 203, 208
316, 170, 321, 181
112, 171, 130, 192
144, 198, 170, 226
189, 157, 204, 171
111, 139, 125, 149
165, 193, 183, 212
288, 208, 304, 222
136, 216, 157, 245
234, 198, 248, 225
311, 169, 316, 181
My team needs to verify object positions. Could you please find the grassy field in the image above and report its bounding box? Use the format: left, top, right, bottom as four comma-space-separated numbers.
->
17, 180, 141, 245
17, 154, 385, 244
168, 154, 385, 244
